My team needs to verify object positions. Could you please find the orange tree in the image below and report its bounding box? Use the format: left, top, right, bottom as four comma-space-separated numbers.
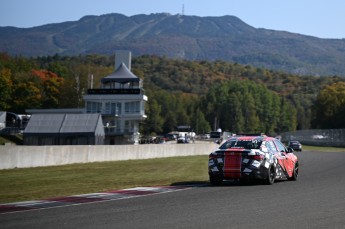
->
31, 69, 64, 108
10, 69, 64, 113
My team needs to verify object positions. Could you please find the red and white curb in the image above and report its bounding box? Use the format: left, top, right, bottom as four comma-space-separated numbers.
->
0, 185, 193, 214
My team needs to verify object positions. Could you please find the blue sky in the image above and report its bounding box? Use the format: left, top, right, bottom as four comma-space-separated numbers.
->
1, 0, 345, 39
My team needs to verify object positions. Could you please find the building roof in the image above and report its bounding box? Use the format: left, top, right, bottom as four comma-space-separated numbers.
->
24, 113, 104, 135
60, 113, 102, 133
101, 62, 140, 84
25, 114, 64, 133
26, 108, 85, 114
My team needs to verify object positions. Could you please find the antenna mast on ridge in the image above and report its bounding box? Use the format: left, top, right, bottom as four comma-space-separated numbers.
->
182, 4, 185, 15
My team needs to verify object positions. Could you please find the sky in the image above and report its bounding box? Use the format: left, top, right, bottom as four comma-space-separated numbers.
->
1, 0, 345, 39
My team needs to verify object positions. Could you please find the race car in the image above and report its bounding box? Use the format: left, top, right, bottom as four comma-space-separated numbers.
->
208, 135, 299, 185
288, 140, 302, 152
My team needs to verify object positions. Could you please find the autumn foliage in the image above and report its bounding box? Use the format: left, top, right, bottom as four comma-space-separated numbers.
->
1, 52, 345, 134
0, 54, 64, 112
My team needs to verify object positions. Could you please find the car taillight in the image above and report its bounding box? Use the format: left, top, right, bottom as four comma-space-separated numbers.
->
209, 153, 222, 159
248, 155, 264, 161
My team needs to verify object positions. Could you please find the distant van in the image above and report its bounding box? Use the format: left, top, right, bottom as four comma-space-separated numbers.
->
210, 131, 222, 139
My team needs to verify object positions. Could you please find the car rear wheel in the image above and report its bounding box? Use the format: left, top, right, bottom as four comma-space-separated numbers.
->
265, 166, 275, 185
288, 162, 299, 181
209, 175, 223, 186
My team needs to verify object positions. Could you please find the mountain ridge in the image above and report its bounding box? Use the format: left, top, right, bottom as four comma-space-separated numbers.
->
1, 13, 345, 76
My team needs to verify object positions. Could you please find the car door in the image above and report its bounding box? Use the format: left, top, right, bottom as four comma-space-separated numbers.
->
273, 139, 294, 177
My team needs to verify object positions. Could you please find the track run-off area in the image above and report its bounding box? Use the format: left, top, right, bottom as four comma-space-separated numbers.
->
1, 150, 345, 229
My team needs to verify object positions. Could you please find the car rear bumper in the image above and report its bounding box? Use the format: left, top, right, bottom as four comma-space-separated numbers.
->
209, 169, 268, 181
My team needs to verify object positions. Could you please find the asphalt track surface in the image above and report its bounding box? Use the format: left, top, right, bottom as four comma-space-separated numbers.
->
1, 150, 345, 229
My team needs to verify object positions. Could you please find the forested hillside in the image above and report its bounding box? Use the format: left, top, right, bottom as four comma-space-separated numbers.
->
1, 53, 344, 135
2, 13, 345, 76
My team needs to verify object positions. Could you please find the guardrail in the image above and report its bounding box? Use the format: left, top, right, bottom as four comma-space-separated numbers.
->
282, 129, 345, 147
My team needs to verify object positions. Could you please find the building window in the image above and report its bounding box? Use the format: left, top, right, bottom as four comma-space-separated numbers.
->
112, 102, 121, 115
125, 101, 140, 114
105, 102, 121, 115
86, 102, 102, 113
124, 120, 138, 133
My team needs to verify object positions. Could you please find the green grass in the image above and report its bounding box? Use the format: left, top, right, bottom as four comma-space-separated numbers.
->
0, 155, 209, 204
303, 145, 345, 152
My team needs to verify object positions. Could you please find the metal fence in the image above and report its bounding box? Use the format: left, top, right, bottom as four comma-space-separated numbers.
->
282, 129, 345, 147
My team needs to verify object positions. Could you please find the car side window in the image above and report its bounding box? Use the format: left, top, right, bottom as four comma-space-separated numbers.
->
274, 140, 287, 153
265, 141, 277, 153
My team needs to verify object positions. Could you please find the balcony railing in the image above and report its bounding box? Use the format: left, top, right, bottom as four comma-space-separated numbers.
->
87, 88, 142, 95
104, 127, 136, 135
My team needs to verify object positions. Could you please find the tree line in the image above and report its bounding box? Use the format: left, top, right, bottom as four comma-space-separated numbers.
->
1, 53, 344, 136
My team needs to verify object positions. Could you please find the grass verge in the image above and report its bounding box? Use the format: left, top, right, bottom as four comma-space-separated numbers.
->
1, 145, 344, 204
0, 155, 209, 204
303, 145, 345, 152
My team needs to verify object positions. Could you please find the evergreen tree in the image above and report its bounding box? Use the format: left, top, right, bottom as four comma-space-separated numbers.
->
145, 98, 164, 135
192, 108, 211, 134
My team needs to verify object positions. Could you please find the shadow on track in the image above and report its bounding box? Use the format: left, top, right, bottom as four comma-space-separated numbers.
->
170, 179, 288, 187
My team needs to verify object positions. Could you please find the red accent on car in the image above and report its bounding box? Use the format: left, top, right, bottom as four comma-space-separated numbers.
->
247, 154, 265, 161
223, 151, 242, 179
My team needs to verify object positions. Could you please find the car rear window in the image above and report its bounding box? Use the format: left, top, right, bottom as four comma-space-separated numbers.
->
219, 140, 262, 149
289, 141, 300, 145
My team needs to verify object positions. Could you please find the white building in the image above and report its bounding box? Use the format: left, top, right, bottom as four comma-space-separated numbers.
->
83, 51, 148, 144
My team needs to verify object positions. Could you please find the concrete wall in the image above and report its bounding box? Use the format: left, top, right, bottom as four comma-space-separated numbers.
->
0, 142, 218, 170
